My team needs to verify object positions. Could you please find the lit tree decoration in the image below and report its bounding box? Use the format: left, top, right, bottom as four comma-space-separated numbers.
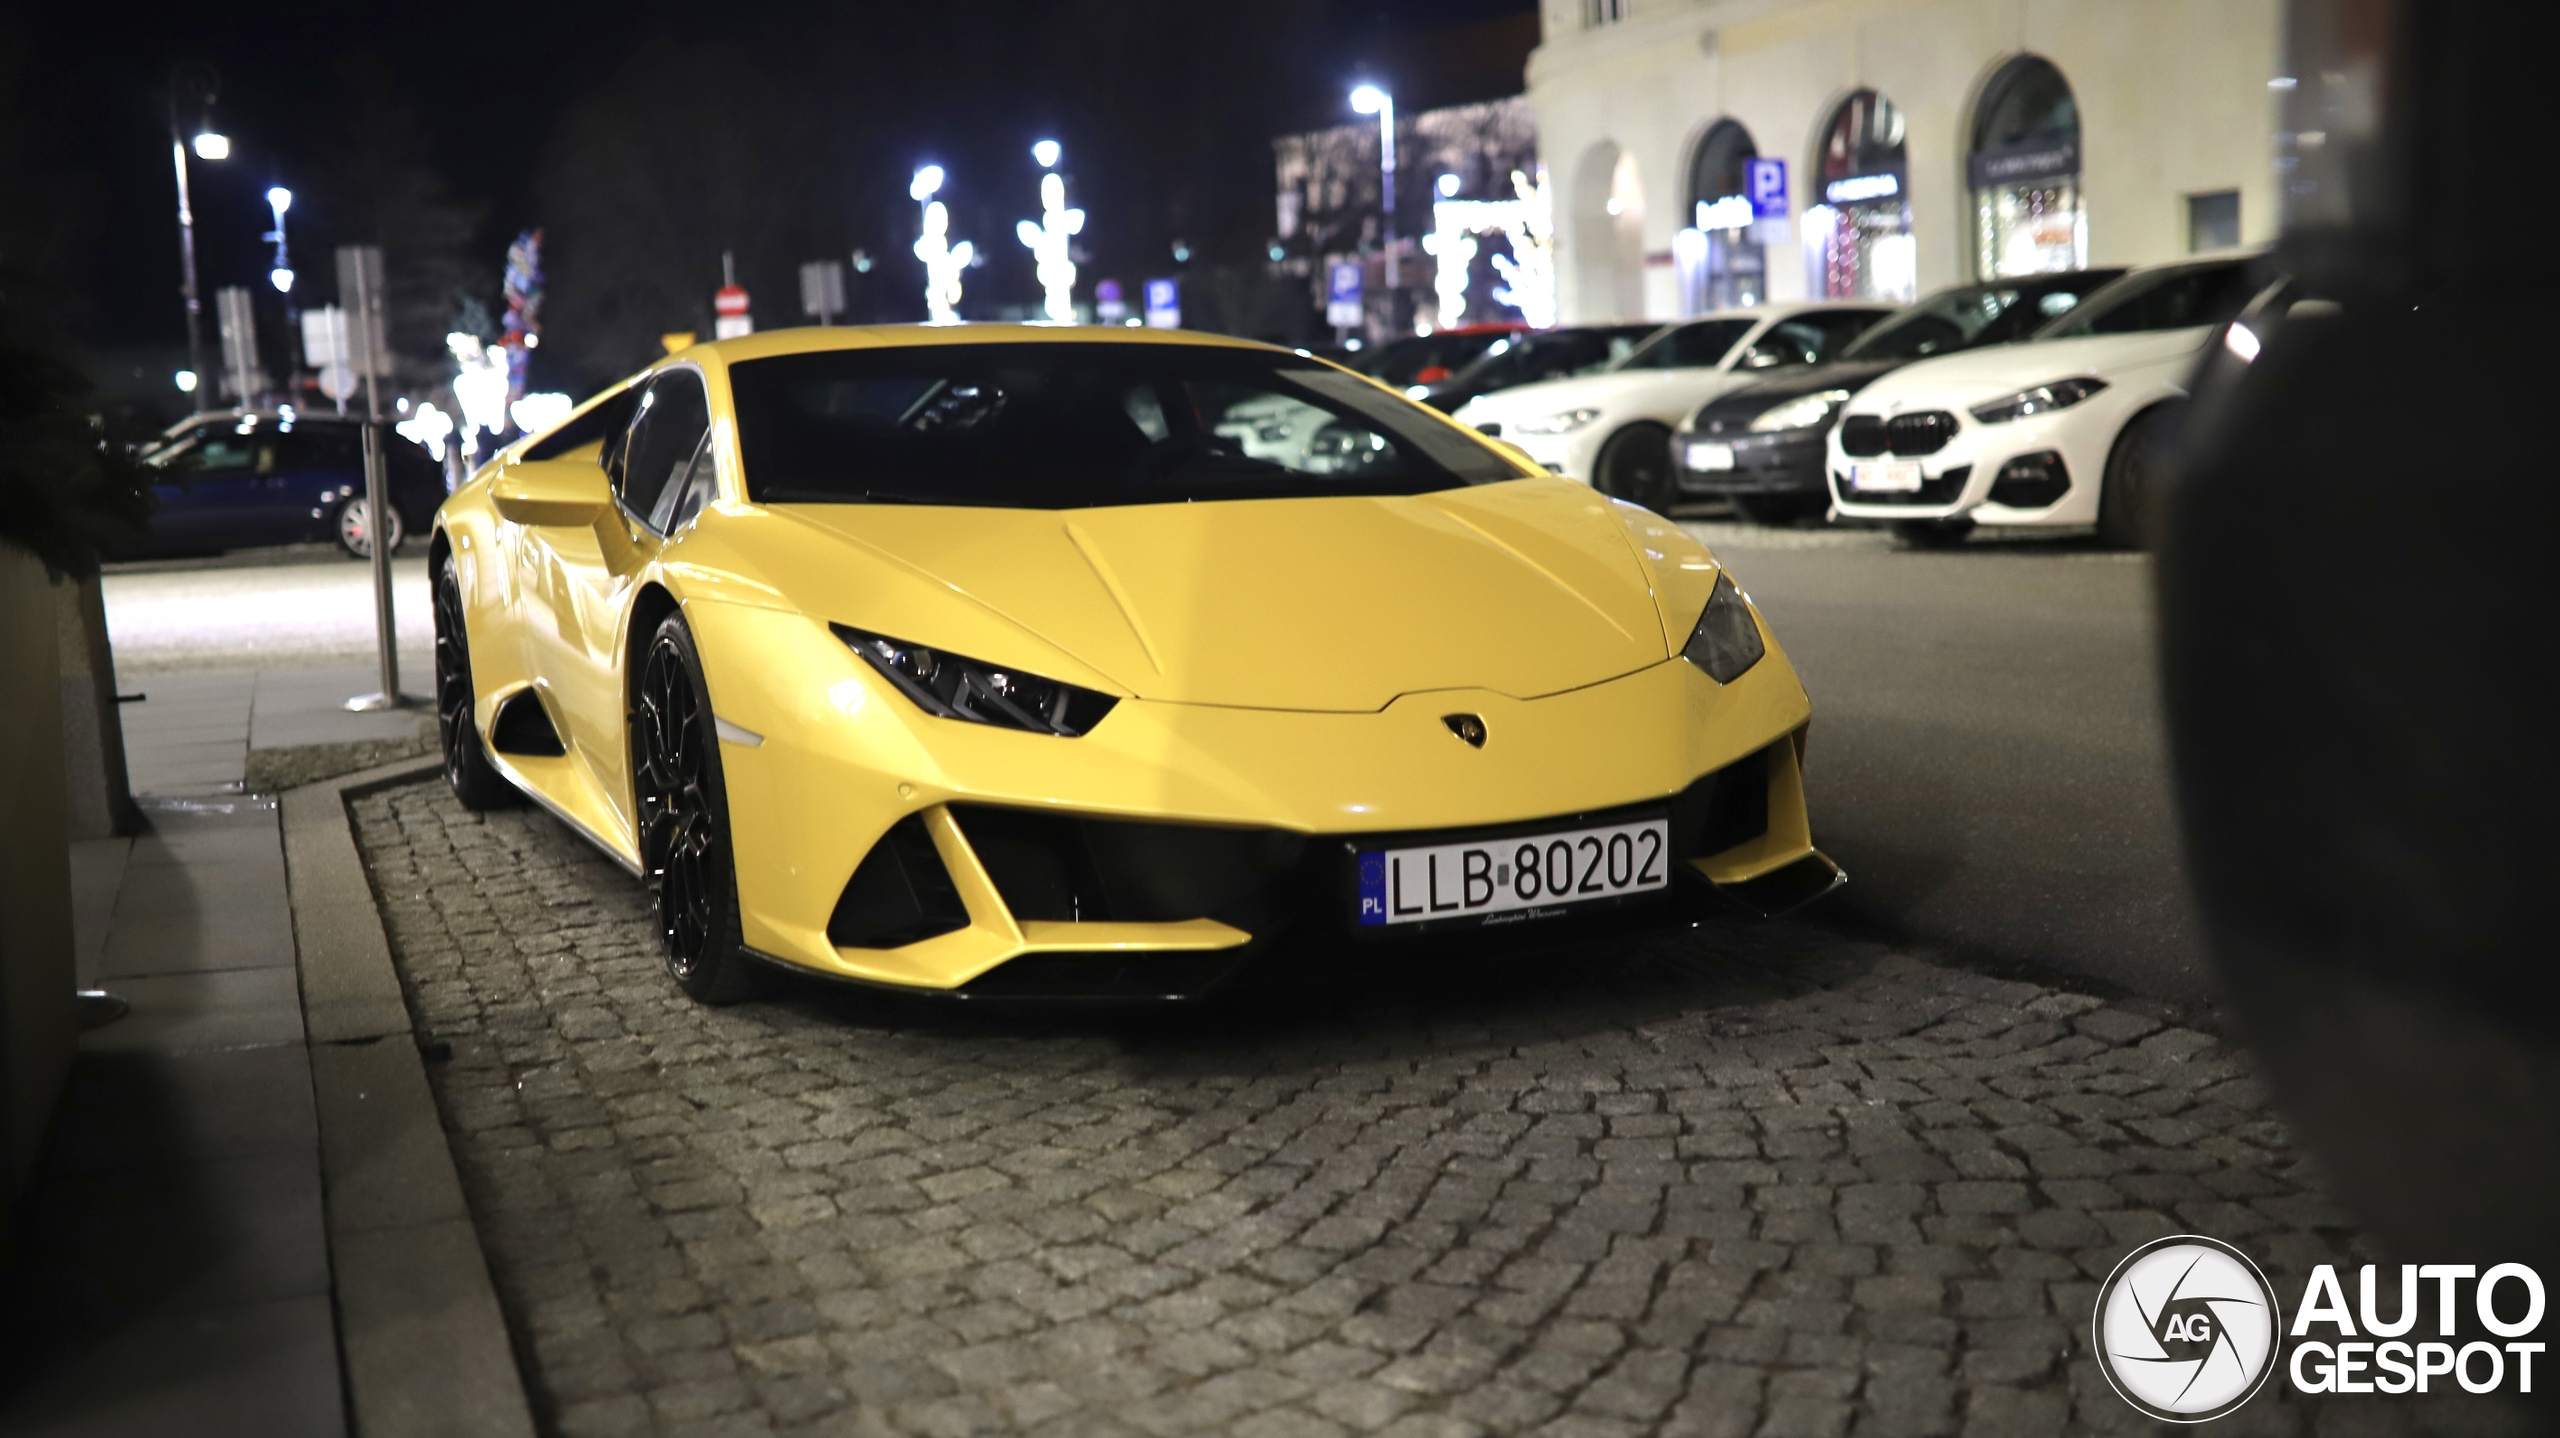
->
447, 333, 511, 463
1489, 167, 1556, 329
1015, 168, 1086, 324
911, 166, 972, 324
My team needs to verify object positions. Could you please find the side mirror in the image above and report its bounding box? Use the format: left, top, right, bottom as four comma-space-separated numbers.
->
491, 459, 612, 526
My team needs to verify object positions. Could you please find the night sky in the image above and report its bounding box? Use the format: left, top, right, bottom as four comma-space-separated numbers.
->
11, 0, 1537, 386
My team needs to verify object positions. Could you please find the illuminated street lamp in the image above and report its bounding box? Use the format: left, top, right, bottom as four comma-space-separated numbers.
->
1016, 142, 1084, 323
169, 60, 228, 413
265, 186, 295, 293
1350, 82, 1399, 321
911, 165, 973, 324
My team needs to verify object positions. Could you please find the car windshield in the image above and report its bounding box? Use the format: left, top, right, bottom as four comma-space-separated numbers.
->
727, 342, 1527, 508
2035, 261, 2262, 338
1446, 327, 1655, 390
1843, 272, 2128, 359
1611, 319, 1757, 371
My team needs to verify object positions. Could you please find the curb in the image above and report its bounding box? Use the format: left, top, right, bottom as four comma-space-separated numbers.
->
281, 756, 538, 1438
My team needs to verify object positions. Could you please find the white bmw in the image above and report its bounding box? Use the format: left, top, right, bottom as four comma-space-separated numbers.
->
1451, 301, 1893, 509
1827, 254, 2269, 547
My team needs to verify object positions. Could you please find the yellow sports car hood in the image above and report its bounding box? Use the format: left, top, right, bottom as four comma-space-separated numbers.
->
767, 477, 1671, 713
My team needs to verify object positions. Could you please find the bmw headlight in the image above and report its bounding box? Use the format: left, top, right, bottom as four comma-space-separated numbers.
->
1509, 407, 1602, 437
1748, 389, 1852, 434
1968, 377, 2108, 425
1680, 572, 1765, 684
832, 624, 1119, 736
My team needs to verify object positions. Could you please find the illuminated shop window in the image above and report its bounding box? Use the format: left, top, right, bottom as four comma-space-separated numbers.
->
1806, 90, 1914, 302
1970, 56, 2086, 278
1682, 120, 1764, 313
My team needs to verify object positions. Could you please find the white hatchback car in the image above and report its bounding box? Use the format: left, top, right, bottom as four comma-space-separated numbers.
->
1827, 254, 2268, 547
1452, 302, 1892, 508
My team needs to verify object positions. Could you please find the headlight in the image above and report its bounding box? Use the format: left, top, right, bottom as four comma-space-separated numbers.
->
1509, 407, 1602, 436
831, 624, 1119, 736
1680, 572, 1764, 684
1747, 389, 1852, 434
1968, 377, 2108, 425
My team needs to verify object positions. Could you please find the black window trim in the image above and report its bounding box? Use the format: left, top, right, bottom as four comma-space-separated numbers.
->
615, 362, 715, 537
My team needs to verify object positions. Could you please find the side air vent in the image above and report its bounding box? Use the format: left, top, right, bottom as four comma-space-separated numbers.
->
489, 689, 567, 756
1673, 744, 1772, 858
828, 815, 969, 949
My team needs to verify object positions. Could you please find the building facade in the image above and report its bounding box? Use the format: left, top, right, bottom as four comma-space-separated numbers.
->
1527, 0, 2283, 323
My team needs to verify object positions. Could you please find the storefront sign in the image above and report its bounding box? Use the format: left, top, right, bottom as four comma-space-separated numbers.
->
1824, 173, 1901, 204
1695, 195, 1755, 231
1746, 158, 1789, 219
1970, 138, 2080, 188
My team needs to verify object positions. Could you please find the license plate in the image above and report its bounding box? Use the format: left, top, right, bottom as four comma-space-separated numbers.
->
1685, 441, 1735, 471
1356, 817, 1672, 927
1850, 460, 1923, 493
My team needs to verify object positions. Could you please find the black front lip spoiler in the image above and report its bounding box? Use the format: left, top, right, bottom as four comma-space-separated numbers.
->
743, 849, 1845, 1004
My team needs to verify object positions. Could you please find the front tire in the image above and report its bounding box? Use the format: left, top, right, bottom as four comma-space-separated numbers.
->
1593, 424, 1676, 512
334, 495, 404, 560
433, 555, 521, 812
633, 613, 759, 1004
2097, 405, 2179, 550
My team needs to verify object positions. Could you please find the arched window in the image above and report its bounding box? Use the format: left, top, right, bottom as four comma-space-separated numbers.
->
1809, 90, 1915, 301
1970, 56, 2085, 277
1683, 120, 1764, 312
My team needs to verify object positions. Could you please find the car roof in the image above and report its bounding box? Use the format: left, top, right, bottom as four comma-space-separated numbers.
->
673, 322, 1288, 369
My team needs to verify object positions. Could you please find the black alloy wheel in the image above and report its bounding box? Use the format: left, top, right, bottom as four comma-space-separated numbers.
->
1891, 517, 1977, 550
2097, 405, 2179, 551
434, 555, 521, 811
1594, 424, 1677, 512
633, 613, 758, 1003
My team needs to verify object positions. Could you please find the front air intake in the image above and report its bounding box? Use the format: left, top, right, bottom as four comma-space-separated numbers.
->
828, 815, 969, 949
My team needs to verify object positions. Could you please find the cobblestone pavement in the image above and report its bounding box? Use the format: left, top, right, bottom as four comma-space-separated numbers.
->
352, 779, 2515, 1438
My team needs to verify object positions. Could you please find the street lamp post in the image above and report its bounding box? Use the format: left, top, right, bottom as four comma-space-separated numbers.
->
168, 61, 228, 412
1350, 82, 1398, 332
264, 186, 294, 295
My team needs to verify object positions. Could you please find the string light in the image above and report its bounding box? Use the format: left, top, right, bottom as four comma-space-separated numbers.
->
1015, 166, 1085, 323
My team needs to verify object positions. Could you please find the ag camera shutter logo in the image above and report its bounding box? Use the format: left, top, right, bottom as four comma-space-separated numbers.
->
2094, 1235, 2282, 1422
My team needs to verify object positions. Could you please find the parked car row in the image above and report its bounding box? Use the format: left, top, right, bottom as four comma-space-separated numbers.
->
1444, 251, 2270, 548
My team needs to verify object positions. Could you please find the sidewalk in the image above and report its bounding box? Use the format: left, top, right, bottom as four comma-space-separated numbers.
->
0, 656, 525, 1436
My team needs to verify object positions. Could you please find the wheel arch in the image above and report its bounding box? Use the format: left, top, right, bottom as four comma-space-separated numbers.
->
624, 581, 685, 710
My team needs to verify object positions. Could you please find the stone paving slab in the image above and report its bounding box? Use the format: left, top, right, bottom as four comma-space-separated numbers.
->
349, 778, 2530, 1438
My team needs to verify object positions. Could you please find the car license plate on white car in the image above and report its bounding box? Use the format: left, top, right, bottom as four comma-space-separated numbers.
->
1850, 460, 1924, 493
1685, 441, 1735, 471
1356, 817, 1672, 927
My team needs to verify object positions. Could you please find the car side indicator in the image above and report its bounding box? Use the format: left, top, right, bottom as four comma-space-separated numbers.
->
1442, 713, 1487, 748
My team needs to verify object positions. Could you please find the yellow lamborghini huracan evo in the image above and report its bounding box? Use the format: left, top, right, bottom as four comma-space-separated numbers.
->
431, 325, 1839, 1002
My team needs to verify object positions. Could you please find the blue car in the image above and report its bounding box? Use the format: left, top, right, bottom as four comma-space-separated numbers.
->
126, 409, 448, 560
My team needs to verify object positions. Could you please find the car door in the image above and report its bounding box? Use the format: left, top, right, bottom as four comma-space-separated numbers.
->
523, 367, 708, 839
144, 431, 270, 553
268, 427, 365, 542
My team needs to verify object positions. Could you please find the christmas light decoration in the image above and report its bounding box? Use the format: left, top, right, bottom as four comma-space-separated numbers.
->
1015, 168, 1085, 323
1488, 167, 1556, 329
912, 167, 972, 324
396, 401, 456, 462
447, 333, 511, 462
1423, 168, 1556, 331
